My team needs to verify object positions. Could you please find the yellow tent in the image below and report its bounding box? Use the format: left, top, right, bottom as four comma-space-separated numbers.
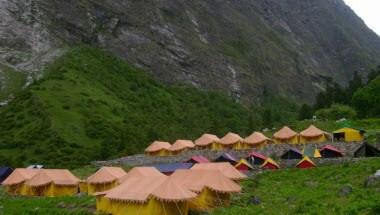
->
219, 132, 247, 150
145, 141, 172, 156
86, 167, 127, 194
333, 127, 364, 142
24, 169, 80, 197
95, 176, 196, 215
299, 125, 329, 144
244, 132, 273, 149
119, 167, 166, 184
2, 168, 40, 195
169, 140, 195, 155
194, 134, 220, 150
191, 162, 247, 181
273, 126, 299, 144
170, 169, 241, 212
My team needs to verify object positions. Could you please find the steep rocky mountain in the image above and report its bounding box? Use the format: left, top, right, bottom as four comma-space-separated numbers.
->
1, 0, 380, 103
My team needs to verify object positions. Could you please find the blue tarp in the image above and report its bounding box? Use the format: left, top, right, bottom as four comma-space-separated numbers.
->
151, 163, 194, 174
0, 167, 13, 183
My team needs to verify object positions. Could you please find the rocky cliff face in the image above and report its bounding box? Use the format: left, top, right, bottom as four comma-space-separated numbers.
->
1, 0, 380, 102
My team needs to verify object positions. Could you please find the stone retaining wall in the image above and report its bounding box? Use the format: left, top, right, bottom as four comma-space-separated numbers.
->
95, 141, 378, 167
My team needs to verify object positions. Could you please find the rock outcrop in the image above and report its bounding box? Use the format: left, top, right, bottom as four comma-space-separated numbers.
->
1, 0, 380, 102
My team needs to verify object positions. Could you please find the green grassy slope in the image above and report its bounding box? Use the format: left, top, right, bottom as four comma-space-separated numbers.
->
212, 158, 380, 215
0, 63, 26, 101
0, 46, 258, 168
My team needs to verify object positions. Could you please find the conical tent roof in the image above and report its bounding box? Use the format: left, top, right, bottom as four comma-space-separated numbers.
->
235, 159, 253, 170
100, 175, 196, 203
151, 177, 197, 202
191, 162, 247, 180
195, 134, 220, 146
119, 167, 165, 184
296, 156, 316, 167
2, 168, 40, 186
300, 125, 326, 137
169, 140, 195, 152
244, 132, 270, 144
219, 132, 243, 145
186, 155, 210, 163
248, 152, 267, 161
145, 141, 171, 152
25, 169, 80, 187
274, 126, 297, 139
87, 167, 127, 184
261, 158, 280, 169
102, 176, 167, 202
170, 169, 241, 193
320, 145, 343, 154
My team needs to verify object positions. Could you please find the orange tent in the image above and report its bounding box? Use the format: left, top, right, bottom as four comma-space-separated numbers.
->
86, 167, 127, 194
191, 162, 247, 181
219, 132, 246, 150
145, 141, 171, 156
24, 169, 80, 197
170, 169, 241, 211
244, 132, 273, 149
299, 125, 329, 144
169, 140, 195, 155
2, 168, 40, 195
96, 175, 196, 215
194, 134, 220, 150
119, 167, 166, 184
273, 126, 299, 144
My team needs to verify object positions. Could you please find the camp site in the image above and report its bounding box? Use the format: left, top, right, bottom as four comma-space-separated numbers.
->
1, 0, 380, 214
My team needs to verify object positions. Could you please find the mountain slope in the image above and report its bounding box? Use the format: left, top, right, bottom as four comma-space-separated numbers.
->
1, 0, 380, 102
0, 46, 257, 168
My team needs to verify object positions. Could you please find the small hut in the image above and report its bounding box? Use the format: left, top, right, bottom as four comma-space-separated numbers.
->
319, 145, 343, 158
86, 167, 127, 194
246, 152, 268, 165
296, 157, 316, 169
194, 134, 220, 150
354, 143, 380, 157
214, 153, 238, 165
299, 125, 329, 144
219, 132, 245, 150
145, 141, 171, 156
235, 159, 254, 172
333, 127, 364, 142
169, 140, 195, 155
244, 132, 273, 149
261, 158, 280, 170
170, 169, 241, 212
273, 126, 299, 144
281, 148, 303, 159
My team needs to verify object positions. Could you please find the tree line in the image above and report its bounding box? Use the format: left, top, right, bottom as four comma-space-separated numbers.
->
299, 65, 380, 120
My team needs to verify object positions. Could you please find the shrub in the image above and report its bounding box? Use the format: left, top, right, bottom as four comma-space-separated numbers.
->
315, 104, 357, 120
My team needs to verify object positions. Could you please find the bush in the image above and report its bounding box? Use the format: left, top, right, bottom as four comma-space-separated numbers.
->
315, 104, 357, 120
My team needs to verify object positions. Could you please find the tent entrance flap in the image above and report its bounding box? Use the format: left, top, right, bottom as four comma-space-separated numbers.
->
333, 132, 345, 141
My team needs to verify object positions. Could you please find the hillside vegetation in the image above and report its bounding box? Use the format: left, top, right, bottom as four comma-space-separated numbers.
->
0, 46, 259, 168
212, 158, 380, 215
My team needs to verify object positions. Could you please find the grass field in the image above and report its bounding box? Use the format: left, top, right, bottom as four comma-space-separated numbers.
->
1, 158, 379, 214
212, 158, 380, 215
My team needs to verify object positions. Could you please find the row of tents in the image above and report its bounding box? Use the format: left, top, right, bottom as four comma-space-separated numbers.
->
2, 163, 246, 215
146, 142, 380, 174
145, 126, 365, 156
